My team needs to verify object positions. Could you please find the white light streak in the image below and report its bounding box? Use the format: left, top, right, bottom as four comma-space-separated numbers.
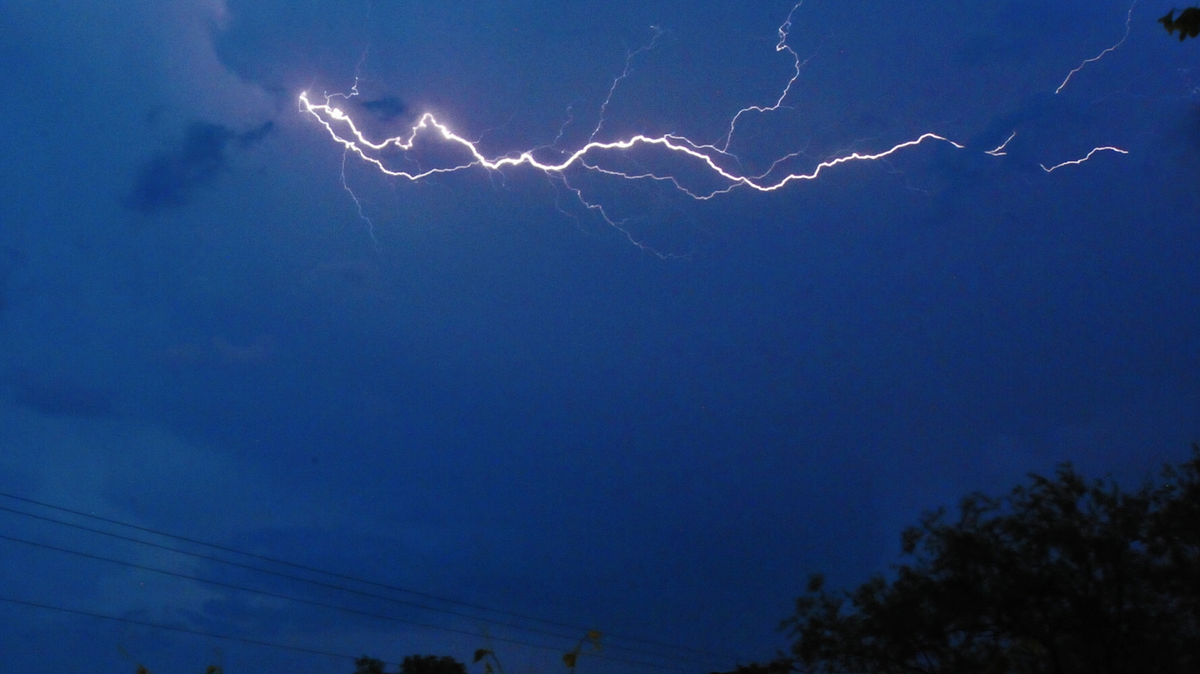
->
1040, 146, 1129, 173
1055, 0, 1138, 95
301, 2, 1132, 249
986, 132, 1017, 157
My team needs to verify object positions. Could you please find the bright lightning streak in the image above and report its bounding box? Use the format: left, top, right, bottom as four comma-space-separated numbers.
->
298, 3, 962, 202
717, 1, 813, 152
300, 91, 964, 198
1040, 146, 1129, 173
1054, 0, 1138, 95
302, 1, 1132, 247
590, 26, 665, 143
986, 132, 1017, 157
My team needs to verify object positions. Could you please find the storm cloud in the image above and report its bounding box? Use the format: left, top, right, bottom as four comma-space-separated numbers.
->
126, 120, 274, 212
358, 96, 409, 122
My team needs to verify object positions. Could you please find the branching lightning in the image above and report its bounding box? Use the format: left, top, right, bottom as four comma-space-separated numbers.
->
328, 46, 380, 248
341, 148, 379, 248
300, 2, 1133, 249
1040, 146, 1130, 173
986, 132, 1018, 157
1054, 0, 1139, 95
717, 1, 813, 153
590, 25, 666, 144
299, 93, 966, 195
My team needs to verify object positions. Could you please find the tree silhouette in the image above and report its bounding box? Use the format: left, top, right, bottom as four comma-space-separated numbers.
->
1160, 8, 1200, 41
737, 445, 1200, 674
354, 654, 467, 674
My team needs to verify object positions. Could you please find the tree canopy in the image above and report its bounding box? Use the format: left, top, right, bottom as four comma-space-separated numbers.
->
1160, 8, 1200, 41
354, 654, 467, 674
749, 445, 1200, 674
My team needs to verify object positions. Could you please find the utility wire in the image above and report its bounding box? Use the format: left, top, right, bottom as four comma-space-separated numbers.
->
0, 503, 715, 666
0, 504, 707, 667
0, 594, 360, 662
0, 491, 742, 663
0, 532, 702, 673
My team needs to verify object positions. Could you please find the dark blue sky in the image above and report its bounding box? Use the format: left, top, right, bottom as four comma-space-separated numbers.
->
2, 1, 1198, 672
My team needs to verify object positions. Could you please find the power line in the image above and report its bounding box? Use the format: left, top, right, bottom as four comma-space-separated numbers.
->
0, 491, 742, 663
0, 503, 707, 666
0, 594, 359, 662
0, 532, 702, 673
0, 504, 722, 668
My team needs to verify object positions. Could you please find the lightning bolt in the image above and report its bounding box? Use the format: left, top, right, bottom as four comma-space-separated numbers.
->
300, 2, 1131, 250
590, 25, 666, 144
341, 148, 379, 248
1054, 0, 1139, 95
717, 1, 813, 153
985, 132, 1018, 157
325, 44, 380, 248
1040, 146, 1130, 173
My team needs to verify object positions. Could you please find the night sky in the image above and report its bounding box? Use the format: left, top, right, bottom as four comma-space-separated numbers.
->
2, 1, 1199, 672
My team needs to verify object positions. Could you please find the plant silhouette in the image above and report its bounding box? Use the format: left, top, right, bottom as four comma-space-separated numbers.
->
354, 654, 468, 674
726, 445, 1200, 674
1159, 8, 1200, 40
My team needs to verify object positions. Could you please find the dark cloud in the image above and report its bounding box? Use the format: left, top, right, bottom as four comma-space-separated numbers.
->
358, 96, 409, 122
5, 368, 120, 418
126, 120, 274, 212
